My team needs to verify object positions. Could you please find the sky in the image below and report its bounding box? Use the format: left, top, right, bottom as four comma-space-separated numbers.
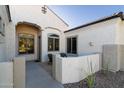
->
49, 5, 124, 28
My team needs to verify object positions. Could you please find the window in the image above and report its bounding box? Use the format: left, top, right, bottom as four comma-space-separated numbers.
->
2, 24, 5, 35
48, 34, 59, 51
18, 34, 34, 54
67, 37, 77, 54
55, 38, 59, 50
48, 37, 54, 51
0, 17, 5, 36
0, 17, 2, 31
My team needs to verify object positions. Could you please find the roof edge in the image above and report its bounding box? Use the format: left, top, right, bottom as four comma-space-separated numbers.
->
46, 5, 69, 27
65, 12, 124, 33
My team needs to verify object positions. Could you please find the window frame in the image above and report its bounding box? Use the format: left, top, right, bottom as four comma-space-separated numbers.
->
0, 17, 5, 36
0, 17, 2, 32
18, 33, 35, 55
66, 36, 78, 54
48, 34, 59, 52
48, 37, 54, 51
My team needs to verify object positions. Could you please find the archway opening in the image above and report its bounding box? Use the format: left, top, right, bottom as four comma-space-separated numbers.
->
16, 22, 42, 61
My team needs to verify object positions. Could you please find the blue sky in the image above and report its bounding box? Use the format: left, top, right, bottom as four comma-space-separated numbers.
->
49, 5, 124, 28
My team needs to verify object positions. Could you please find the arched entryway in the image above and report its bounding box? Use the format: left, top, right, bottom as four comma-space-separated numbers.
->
16, 22, 42, 61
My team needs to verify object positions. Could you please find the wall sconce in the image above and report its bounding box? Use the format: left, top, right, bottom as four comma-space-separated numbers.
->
89, 42, 94, 46
42, 5, 47, 14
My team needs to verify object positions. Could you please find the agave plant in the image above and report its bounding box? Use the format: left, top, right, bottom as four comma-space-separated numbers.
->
80, 58, 96, 88
86, 61, 95, 88
86, 74, 95, 88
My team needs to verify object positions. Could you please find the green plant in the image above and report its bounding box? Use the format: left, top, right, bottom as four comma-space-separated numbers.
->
80, 58, 96, 88
86, 61, 95, 88
86, 74, 95, 88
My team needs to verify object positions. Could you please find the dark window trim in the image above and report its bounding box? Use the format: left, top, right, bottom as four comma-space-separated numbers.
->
48, 37, 54, 51
0, 18, 5, 36
66, 36, 77, 54
6, 5, 11, 22
0, 32, 5, 36
48, 34, 59, 52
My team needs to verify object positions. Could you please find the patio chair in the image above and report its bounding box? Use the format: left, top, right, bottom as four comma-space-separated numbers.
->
60, 53, 67, 57
48, 54, 53, 65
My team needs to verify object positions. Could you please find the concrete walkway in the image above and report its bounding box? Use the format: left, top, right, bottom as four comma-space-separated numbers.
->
26, 62, 63, 88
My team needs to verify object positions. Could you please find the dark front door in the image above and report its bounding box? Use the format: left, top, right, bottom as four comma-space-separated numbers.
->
38, 36, 41, 61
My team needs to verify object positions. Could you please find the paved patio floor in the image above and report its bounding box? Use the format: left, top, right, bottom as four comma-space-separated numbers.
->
38, 62, 52, 76
26, 62, 63, 88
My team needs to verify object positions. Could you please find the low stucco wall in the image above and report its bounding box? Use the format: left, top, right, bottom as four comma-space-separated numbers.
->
118, 45, 124, 71
53, 54, 101, 84
0, 62, 13, 88
13, 57, 25, 88
103, 44, 124, 72
0, 42, 6, 62
0, 57, 25, 88
103, 45, 120, 72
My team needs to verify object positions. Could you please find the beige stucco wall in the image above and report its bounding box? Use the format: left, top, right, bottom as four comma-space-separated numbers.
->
114, 18, 124, 71
0, 61, 13, 87
5, 22, 16, 61
103, 44, 120, 72
102, 44, 124, 72
13, 57, 25, 88
65, 18, 119, 55
54, 54, 100, 84
0, 5, 15, 62
16, 24, 40, 61
118, 45, 124, 71
116, 18, 124, 44
0, 6, 7, 62
0, 57, 26, 88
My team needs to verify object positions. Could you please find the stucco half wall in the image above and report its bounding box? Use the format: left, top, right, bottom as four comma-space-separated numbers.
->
103, 44, 124, 72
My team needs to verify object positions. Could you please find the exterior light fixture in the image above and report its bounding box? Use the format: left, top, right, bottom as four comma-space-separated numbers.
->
42, 5, 47, 14
89, 42, 94, 46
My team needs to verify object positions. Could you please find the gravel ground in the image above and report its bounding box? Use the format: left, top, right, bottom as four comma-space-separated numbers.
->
64, 70, 124, 88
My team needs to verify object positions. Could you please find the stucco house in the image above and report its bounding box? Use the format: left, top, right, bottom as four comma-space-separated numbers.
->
0, 5, 69, 63
1, 5, 124, 72
64, 12, 124, 72
2, 5, 124, 87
